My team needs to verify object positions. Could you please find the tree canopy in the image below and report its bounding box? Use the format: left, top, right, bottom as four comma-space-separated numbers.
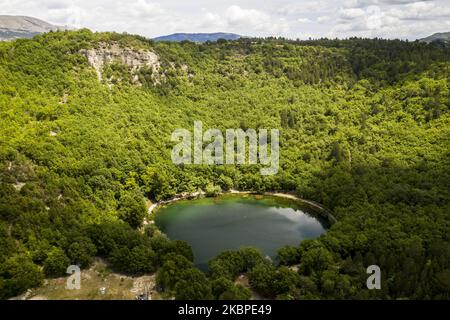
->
0, 30, 449, 299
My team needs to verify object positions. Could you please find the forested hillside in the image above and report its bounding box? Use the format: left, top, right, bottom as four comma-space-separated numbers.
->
0, 29, 449, 299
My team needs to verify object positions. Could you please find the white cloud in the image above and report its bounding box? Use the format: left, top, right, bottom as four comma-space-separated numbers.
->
198, 5, 289, 35
277, 1, 326, 15
343, 0, 379, 8
198, 12, 227, 29
381, 0, 434, 4
317, 15, 331, 23
366, 5, 383, 29
0, 0, 448, 40
225, 5, 270, 28
43, 0, 72, 10
389, 1, 450, 20
120, 0, 164, 19
343, 0, 434, 8
339, 8, 366, 19
332, 0, 450, 38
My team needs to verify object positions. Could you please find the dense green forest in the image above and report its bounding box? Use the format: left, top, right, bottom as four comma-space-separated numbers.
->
0, 29, 449, 299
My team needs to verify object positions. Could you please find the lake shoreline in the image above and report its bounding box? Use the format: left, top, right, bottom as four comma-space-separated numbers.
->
146, 190, 337, 225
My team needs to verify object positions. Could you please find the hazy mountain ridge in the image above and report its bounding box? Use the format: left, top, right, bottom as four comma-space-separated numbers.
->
1, 14, 447, 45
0, 15, 64, 41
153, 32, 241, 42
419, 32, 450, 43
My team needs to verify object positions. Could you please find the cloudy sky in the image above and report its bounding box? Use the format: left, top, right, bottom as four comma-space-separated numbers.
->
1, 0, 449, 39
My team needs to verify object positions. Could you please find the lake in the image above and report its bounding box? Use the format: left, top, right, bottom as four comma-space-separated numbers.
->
154, 194, 328, 270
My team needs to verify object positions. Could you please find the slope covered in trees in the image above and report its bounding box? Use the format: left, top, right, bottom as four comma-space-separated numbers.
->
0, 30, 449, 299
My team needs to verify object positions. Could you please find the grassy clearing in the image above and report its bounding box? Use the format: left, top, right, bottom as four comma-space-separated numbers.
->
14, 259, 161, 300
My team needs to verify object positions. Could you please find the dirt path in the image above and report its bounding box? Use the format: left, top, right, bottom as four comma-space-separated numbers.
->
265, 192, 336, 223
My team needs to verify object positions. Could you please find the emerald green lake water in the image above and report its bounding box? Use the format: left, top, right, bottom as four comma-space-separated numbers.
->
155, 195, 328, 270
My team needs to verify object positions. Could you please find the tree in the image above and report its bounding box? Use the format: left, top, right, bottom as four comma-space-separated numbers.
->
208, 248, 266, 280
435, 269, 450, 296
248, 263, 277, 297
211, 277, 234, 299
108, 247, 131, 272
299, 245, 334, 276
143, 224, 157, 238
156, 254, 194, 291
88, 221, 144, 255
239, 248, 267, 271
218, 283, 251, 300
277, 246, 300, 266
171, 240, 194, 262
128, 245, 156, 273
174, 268, 213, 300
149, 235, 192, 266
118, 192, 147, 229
66, 237, 97, 268
272, 267, 300, 295
205, 183, 221, 197
329, 142, 345, 163
43, 247, 70, 277
0, 255, 43, 299
211, 276, 251, 300
218, 175, 234, 191
109, 245, 156, 274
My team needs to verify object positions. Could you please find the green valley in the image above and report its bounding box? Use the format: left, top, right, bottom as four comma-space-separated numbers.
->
0, 29, 449, 300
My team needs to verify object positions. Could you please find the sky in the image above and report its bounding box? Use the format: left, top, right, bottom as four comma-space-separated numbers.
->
1, 0, 449, 40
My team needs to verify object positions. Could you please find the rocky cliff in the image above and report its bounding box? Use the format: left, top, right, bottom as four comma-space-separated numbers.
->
80, 42, 162, 85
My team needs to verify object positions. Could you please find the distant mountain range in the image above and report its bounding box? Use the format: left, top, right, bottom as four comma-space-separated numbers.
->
0, 15, 64, 41
418, 32, 450, 48
153, 32, 242, 42
0, 16, 242, 42
1, 15, 448, 47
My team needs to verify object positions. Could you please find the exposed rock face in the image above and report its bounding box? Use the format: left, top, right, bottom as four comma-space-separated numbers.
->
80, 43, 161, 84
